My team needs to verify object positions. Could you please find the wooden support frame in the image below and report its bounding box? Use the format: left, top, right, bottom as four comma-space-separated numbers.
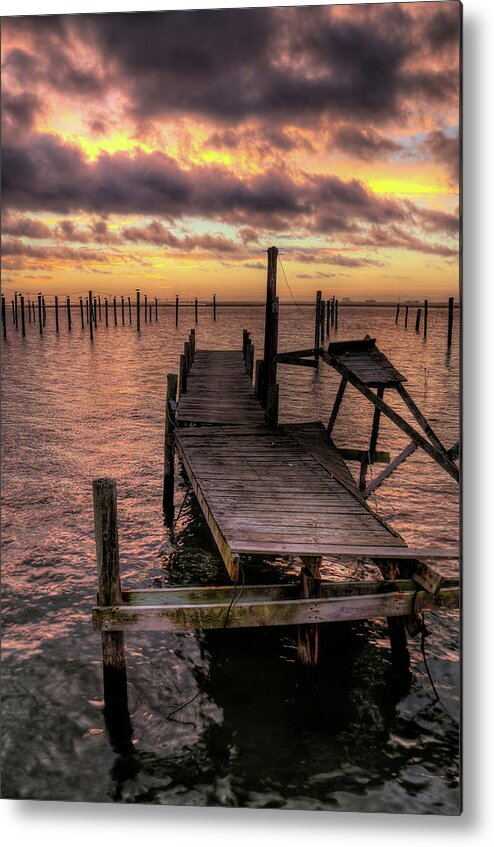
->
163, 373, 178, 515
320, 350, 459, 482
327, 377, 347, 434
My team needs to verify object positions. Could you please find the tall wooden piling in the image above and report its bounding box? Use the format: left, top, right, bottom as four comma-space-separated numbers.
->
27, 298, 31, 323
314, 290, 322, 353
266, 297, 279, 428
335, 299, 339, 331
113, 297, 117, 326
262, 246, 278, 408
121, 296, 125, 325
447, 297, 454, 347
92, 478, 128, 714
179, 353, 187, 395
423, 299, 428, 339
38, 293, 43, 335
2, 296, 6, 339
163, 373, 178, 516
195, 297, 198, 324
67, 297, 72, 331
175, 295, 179, 327
98, 297, 102, 321
149, 302, 152, 323
14, 293, 18, 330
11, 300, 15, 324
89, 291, 94, 341
128, 296, 132, 324
213, 294, 217, 321
395, 303, 400, 323
415, 308, 421, 332
155, 297, 158, 321
42, 297, 46, 326
144, 295, 148, 322
20, 295, 26, 337
326, 299, 330, 337
405, 305, 409, 328
93, 297, 98, 329
105, 298, 109, 327
136, 290, 141, 333
80, 298, 84, 329
85, 298, 89, 323
320, 299, 325, 342
55, 296, 59, 333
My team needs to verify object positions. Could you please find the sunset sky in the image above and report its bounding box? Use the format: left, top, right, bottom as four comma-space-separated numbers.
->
1, 2, 461, 302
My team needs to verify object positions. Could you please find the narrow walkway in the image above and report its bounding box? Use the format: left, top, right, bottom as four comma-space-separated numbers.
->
177, 350, 264, 425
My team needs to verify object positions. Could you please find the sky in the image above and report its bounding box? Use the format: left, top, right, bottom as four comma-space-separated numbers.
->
1, 2, 461, 302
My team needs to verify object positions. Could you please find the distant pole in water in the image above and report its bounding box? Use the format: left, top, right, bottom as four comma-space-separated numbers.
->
80, 298, 85, 329
20, 295, 26, 337
113, 296, 117, 326
155, 297, 158, 321
32, 301, 36, 322
2, 296, 6, 339
314, 290, 322, 352
195, 297, 198, 324
55, 295, 59, 333
395, 303, 400, 323
335, 299, 339, 331
405, 305, 409, 328
93, 296, 98, 329
149, 301, 152, 323
320, 299, 325, 342
136, 290, 141, 333
38, 293, 43, 335
128, 296, 132, 324
14, 292, 18, 330
213, 293, 216, 321
98, 297, 102, 321
11, 299, 15, 325
27, 298, 31, 323
89, 291, 94, 341
121, 296, 125, 325
175, 295, 179, 327
423, 299, 428, 339
447, 296, 454, 348
85, 298, 89, 323
67, 297, 72, 331
105, 298, 109, 327
144, 295, 148, 322
415, 308, 421, 333
42, 296, 46, 326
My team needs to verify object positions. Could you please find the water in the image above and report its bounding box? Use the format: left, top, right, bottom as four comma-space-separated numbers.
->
1, 304, 460, 812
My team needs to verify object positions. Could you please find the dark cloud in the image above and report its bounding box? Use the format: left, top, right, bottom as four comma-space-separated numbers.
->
2, 215, 52, 239
121, 221, 247, 256
417, 208, 459, 235
349, 224, 458, 258
420, 130, 460, 183
1, 90, 43, 142
330, 126, 403, 161
2, 237, 109, 262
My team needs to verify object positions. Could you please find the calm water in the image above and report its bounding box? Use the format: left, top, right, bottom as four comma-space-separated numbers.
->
1, 303, 460, 813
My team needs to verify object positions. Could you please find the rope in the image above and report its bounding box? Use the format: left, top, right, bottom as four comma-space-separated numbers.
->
411, 589, 458, 725
278, 255, 313, 319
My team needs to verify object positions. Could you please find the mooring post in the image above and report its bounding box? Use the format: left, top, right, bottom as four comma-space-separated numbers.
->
92, 478, 128, 717
144, 295, 148, 322
179, 353, 187, 395
112, 297, 117, 326
415, 308, 421, 332
405, 305, 409, 328
67, 297, 72, 331
38, 293, 43, 335
93, 296, 98, 329
55, 296, 59, 333
42, 296, 46, 326
14, 293, 18, 330
97, 297, 101, 321
423, 299, 428, 339
136, 290, 140, 333
194, 297, 198, 324
265, 296, 279, 428
85, 298, 89, 323
262, 246, 278, 408
395, 303, 400, 323
163, 373, 178, 517
89, 291, 94, 341
447, 296, 454, 347
11, 300, 15, 325
149, 301, 153, 323
175, 295, 179, 327
335, 299, 339, 331
2, 296, 6, 339
155, 297, 158, 321
326, 299, 330, 337
213, 293, 217, 321
104, 298, 108, 327
254, 359, 264, 401
128, 296, 132, 324
298, 556, 322, 666
320, 299, 325, 342
121, 296, 125, 325
20, 295, 26, 337
79, 298, 84, 329
314, 290, 322, 356
27, 298, 31, 323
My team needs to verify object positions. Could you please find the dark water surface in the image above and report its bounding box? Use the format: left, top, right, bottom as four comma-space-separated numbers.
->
1, 304, 460, 812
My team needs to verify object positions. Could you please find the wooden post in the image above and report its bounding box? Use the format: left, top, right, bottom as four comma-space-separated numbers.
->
190, 329, 196, 363
335, 299, 339, 331
105, 298, 109, 327
85, 298, 89, 323
447, 297, 454, 347
55, 295, 59, 333
163, 373, 178, 516
128, 296, 132, 324
175, 295, 179, 327
195, 297, 198, 324
369, 387, 384, 455
331, 297, 335, 326
32, 301, 36, 322
327, 377, 347, 435
404, 305, 409, 328
42, 296, 46, 326
112, 297, 116, 326
93, 296, 98, 329
144, 295, 148, 322
423, 299, 428, 339
92, 478, 128, 715
155, 297, 158, 321
136, 290, 140, 333
265, 297, 279, 428
326, 299, 330, 337
242, 329, 250, 361
377, 560, 411, 679
14, 293, 18, 330
11, 300, 15, 325
79, 298, 84, 329
2, 296, 6, 339
121, 296, 125, 325
89, 291, 94, 341
213, 293, 217, 321
320, 299, 325, 342
297, 556, 322, 666
262, 246, 278, 408
314, 290, 322, 354
97, 297, 101, 321
27, 298, 31, 323
254, 359, 264, 401
248, 344, 255, 379
179, 353, 187, 395
415, 308, 421, 332
38, 293, 43, 335
67, 297, 72, 331
395, 303, 400, 323
149, 302, 152, 323
20, 295, 26, 337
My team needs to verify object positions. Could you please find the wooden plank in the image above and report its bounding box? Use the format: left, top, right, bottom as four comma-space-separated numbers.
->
229, 541, 459, 558
363, 442, 417, 498
93, 583, 459, 632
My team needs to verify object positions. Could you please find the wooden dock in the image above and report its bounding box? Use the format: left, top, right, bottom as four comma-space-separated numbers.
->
92, 246, 460, 708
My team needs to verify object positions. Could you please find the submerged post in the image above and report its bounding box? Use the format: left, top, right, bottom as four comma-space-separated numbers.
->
447, 296, 454, 347
262, 246, 278, 408
163, 373, 178, 518
92, 478, 128, 713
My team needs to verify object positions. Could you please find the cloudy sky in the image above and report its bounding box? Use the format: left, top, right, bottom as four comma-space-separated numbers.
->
1, 2, 461, 302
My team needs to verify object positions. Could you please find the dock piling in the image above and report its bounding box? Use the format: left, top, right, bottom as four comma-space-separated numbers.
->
404, 305, 409, 328
121, 296, 125, 325
213, 294, 217, 321
262, 246, 278, 408
89, 291, 94, 341
447, 297, 454, 347
55, 296, 59, 333
175, 295, 179, 327
314, 290, 322, 354
298, 556, 322, 666
415, 308, 421, 333
14, 293, 18, 330
79, 298, 84, 329
2, 296, 6, 339
395, 303, 400, 324
136, 290, 140, 333
67, 297, 72, 331
144, 295, 148, 322
423, 299, 428, 339
38, 293, 43, 335
163, 373, 178, 517
105, 298, 109, 327
20, 295, 26, 337
128, 296, 132, 324
155, 297, 158, 321
113, 297, 117, 326
195, 297, 198, 324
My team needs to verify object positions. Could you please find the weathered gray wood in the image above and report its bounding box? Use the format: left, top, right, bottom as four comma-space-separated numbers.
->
321, 350, 459, 481
363, 442, 417, 497
163, 373, 178, 514
327, 377, 348, 435
93, 582, 459, 632
395, 383, 447, 454
369, 387, 384, 455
